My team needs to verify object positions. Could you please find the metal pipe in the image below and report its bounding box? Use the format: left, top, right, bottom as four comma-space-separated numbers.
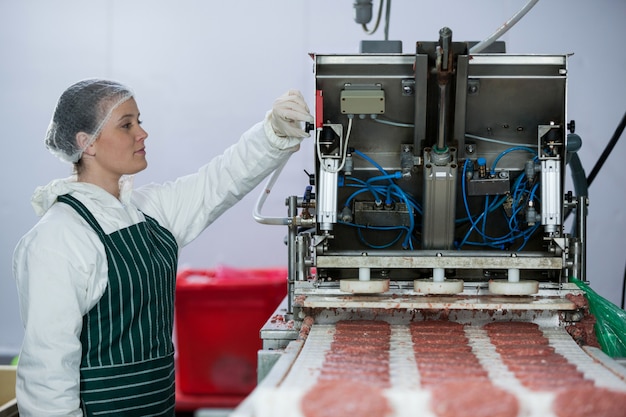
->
253, 158, 291, 225
470, 0, 540, 53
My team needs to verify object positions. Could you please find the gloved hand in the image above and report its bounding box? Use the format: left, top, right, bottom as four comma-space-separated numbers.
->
269, 90, 314, 138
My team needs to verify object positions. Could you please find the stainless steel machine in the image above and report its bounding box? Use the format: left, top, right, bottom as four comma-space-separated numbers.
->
234, 29, 626, 417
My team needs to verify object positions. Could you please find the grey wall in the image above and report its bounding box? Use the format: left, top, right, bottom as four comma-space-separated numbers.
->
1, 0, 624, 357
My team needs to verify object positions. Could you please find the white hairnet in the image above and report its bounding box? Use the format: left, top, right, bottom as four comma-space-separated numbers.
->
45, 79, 134, 163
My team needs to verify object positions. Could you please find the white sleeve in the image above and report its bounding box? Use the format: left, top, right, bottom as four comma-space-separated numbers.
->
132, 114, 303, 247
13, 214, 106, 417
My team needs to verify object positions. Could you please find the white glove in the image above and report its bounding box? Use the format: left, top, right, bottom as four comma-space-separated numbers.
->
269, 90, 314, 138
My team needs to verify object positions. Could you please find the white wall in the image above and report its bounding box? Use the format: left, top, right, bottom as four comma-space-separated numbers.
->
1, 0, 624, 357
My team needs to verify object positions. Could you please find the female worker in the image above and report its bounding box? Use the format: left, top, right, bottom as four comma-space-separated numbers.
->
13, 79, 313, 416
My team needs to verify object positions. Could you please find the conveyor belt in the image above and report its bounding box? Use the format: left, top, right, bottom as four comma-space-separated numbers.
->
232, 323, 626, 417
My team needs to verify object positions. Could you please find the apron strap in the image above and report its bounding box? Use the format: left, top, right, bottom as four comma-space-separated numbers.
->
57, 194, 107, 238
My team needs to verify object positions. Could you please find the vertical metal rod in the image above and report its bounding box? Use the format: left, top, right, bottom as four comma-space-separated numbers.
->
287, 195, 298, 314
436, 26, 452, 152
439, 27, 452, 70
571, 240, 580, 284
576, 195, 588, 281
437, 83, 448, 151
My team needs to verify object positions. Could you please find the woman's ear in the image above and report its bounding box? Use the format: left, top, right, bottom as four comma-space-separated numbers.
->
76, 132, 96, 156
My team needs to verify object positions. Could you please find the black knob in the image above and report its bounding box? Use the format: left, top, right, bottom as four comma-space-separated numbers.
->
567, 120, 576, 133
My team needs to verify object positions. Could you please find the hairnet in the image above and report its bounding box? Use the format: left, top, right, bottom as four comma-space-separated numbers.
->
45, 79, 134, 163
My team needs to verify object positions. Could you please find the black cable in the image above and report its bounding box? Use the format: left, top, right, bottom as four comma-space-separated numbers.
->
622, 262, 625, 309
583, 112, 626, 308
586, 111, 626, 187
384, 0, 391, 41
360, 0, 384, 35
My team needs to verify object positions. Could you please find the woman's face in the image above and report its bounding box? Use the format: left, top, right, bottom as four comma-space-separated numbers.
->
90, 98, 148, 177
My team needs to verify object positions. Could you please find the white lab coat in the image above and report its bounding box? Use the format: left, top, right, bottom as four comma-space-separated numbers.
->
13, 115, 302, 417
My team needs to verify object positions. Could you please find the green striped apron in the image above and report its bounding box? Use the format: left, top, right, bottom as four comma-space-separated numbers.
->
58, 194, 179, 416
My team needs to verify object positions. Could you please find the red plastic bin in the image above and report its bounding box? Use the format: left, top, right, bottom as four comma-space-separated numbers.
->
174, 266, 287, 406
